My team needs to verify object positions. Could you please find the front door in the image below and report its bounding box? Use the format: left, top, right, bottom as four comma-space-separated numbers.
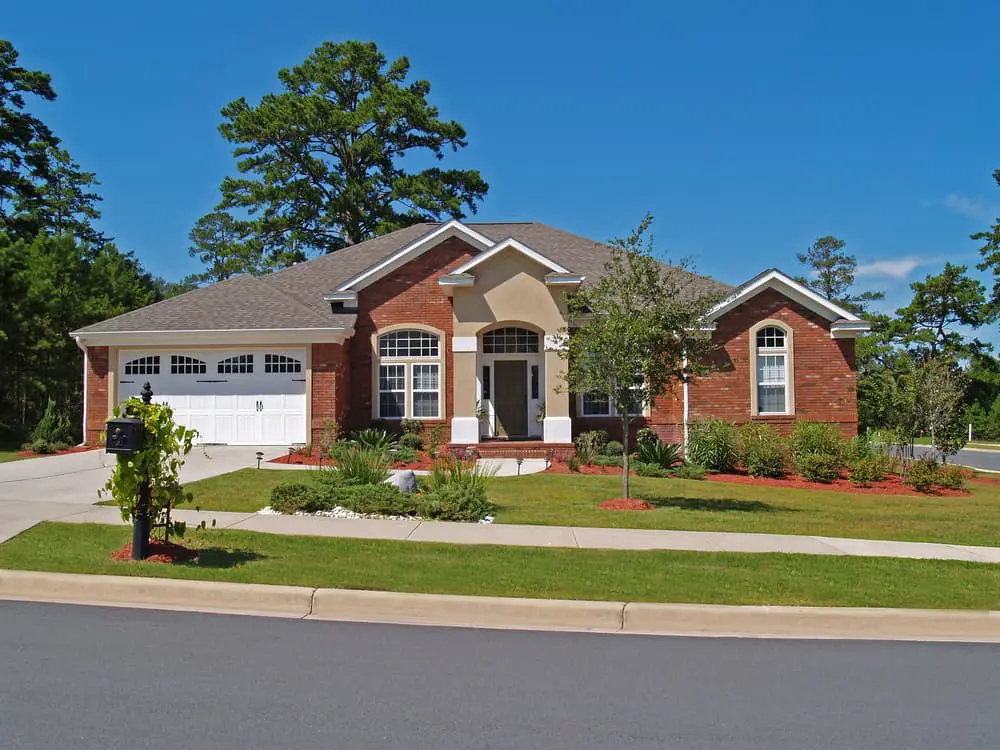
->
493, 360, 528, 437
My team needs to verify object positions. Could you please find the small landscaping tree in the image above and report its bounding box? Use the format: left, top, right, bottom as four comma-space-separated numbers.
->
100, 397, 197, 549
558, 215, 721, 498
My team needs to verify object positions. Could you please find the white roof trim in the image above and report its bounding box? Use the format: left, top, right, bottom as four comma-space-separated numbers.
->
544, 274, 585, 286
336, 220, 494, 292
830, 320, 872, 339
72, 327, 354, 347
322, 291, 358, 303
707, 269, 861, 323
449, 237, 570, 275
438, 274, 476, 287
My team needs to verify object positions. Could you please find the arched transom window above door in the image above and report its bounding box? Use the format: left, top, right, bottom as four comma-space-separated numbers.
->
376, 329, 442, 419
482, 327, 539, 354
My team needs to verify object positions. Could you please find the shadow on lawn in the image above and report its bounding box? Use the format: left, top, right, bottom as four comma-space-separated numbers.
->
639, 495, 786, 513
183, 548, 267, 569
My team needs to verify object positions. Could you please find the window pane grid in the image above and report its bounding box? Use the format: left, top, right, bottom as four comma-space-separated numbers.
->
379, 364, 406, 418
218, 354, 254, 374
411, 364, 439, 418
170, 355, 206, 375
264, 353, 302, 374
756, 326, 786, 349
483, 327, 539, 354
758, 385, 786, 414
378, 330, 439, 358
124, 356, 160, 375
582, 393, 611, 416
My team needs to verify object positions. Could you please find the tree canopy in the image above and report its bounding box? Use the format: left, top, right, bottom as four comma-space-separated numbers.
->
199, 40, 489, 278
973, 168, 1000, 315
794, 235, 883, 313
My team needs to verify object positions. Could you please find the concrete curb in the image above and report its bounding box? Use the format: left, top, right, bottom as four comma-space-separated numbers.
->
2, 569, 1000, 642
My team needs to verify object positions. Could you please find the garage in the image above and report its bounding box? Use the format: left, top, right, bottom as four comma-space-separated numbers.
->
116, 349, 307, 445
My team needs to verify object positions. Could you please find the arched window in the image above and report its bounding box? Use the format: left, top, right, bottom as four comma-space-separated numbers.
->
218, 354, 254, 375
123, 355, 160, 375
170, 355, 206, 375
753, 324, 791, 415
264, 354, 302, 374
376, 329, 441, 419
483, 327, 539, 354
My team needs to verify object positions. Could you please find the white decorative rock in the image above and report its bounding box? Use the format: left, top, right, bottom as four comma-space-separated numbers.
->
385, 470, 418, 494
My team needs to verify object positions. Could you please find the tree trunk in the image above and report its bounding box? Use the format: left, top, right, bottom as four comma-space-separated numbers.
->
621, 415, 630, 499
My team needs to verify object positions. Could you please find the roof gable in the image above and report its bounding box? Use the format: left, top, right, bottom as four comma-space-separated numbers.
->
707, 269, 862, 324
449, 237, 570, 275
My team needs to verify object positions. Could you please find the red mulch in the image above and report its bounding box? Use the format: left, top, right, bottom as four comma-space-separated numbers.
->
705, 471, 970, 497
546, 461, 634, 476
599, 497, 654, 511
111, 540, 199, 564
268, 452, 435, 471
15, 445, 101, 458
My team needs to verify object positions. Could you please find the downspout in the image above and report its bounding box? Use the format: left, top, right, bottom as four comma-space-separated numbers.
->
74, 336, 88, 446
682, 355, 690, 454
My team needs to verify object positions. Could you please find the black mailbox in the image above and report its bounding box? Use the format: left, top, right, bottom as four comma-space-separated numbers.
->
106, 417, 144, 455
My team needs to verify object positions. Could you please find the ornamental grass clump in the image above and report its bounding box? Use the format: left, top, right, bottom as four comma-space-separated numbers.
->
737, 422, 788, 478
686, 419, 738, 473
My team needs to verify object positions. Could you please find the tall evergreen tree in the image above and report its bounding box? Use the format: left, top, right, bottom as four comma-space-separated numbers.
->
795, 235, 884, 313
973, 168, 1000, 314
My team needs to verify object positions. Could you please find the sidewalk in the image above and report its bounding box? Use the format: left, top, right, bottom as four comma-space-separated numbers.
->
53, 504, 1000, 564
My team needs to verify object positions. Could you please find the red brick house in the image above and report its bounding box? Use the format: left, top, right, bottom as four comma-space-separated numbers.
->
71, 220, 869, 448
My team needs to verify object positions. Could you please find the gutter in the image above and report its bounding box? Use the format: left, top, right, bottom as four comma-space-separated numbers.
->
682, 356, 690, 452
73, 335, 88, 446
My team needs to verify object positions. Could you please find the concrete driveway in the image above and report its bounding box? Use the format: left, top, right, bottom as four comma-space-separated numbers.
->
0, 446, 284, 543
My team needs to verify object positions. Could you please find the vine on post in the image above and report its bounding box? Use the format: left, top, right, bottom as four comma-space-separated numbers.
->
100, 397, 197, 543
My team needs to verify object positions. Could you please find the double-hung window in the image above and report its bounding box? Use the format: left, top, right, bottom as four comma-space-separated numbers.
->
754, 325, 790, 414
377, 330, 441, 419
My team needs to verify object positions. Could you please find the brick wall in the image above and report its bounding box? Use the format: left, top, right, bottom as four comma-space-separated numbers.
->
688, 288, 858, 435
310, 342, 350, 446
348, 236, 476, 431
85, 346, 110, 445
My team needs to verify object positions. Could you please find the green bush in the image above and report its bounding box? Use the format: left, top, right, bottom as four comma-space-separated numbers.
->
351, 428, 396, 453
575, 430, 609, 460
906, 457, 941, 493
270, 483, 327, 514
393, 445, 417, 464
789, 421, 845, 463
844, 433, 876, 463
30, 398, 74, 446
567, 456, 581, 472
400, 418, 424, 435
737, 422, 787, 478
848, 457, 886, 487
636, 427, 658, 446
592, 455, 624, 467
602, 440, 624, 456
425, 424, 447, 455
686, 420, 738, 472
637, 439, 683, 469
795, 452, 841, 483
417, 484, 496, 522
332, 484, 418, 516
398, 432, 424, 451
633, 461, 670, 478
25, 439, 70, 455
671, 463, 707, 480
936, 464, 967, 491
334, 448, 392, 485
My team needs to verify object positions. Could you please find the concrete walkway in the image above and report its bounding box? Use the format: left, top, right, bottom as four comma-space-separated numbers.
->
51, 504, 1000, 564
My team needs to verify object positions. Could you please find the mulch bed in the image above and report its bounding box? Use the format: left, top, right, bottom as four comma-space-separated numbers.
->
546, 461, 633, 476
599, 498, 654, 511
705, 471, 970, 497
268, 452, 435, 471
111, 541, 199, 564
15, 445, 101, 459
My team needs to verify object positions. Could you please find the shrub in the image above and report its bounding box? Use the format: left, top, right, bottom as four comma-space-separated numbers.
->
334, 448, 392, 485
636, 427, 658, 446
351, 428, 396, 453
637, 439, 683, 469
332, 484, 418, 516
602, 440, 624, 456
592, 455, 624, 467
936, 464, 967, 491
393, 445, 417, 464
575, 430, 609, 460
686, 420, 738, 472
671, 463, 707, 480
789, 421, 845, 464
25, 439, 70, 455
567, 456, 581, 472
906, 457, 941, 493
426, 424, 447, 455
737, 422, 787, 478
848, 457, 886, 487
795, 452, 841, 483
400, 418, 424, 435
30, 398, 74, 446
417, 484, 496, 522
634, 461, 670, 478
317, 419, 340, 456
845, 433, 876, 463
270, 483, 327, 514
426, 455, 496, 493
398, 432, 424, 451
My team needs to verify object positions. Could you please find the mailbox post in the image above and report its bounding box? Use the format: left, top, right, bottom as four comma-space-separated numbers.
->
106, 382, 153, 560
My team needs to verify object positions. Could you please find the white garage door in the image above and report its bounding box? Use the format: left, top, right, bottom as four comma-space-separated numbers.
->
117, 350, 307, 445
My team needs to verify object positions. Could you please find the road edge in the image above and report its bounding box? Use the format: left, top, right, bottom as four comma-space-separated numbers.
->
2, 569, 999, 642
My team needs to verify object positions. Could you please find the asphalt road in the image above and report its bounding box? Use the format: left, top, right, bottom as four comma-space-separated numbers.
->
2, 602, 999, 749
913, 445, 1000, 472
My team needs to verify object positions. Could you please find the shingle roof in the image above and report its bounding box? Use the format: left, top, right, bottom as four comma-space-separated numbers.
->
73, 221, 731, 335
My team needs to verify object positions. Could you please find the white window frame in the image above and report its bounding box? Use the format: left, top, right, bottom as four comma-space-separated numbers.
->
577, 376, 646, 418
411, 363, 441, 419
751, 321, 794, 416
377, 363, 407, 419
374, 327, 443, 420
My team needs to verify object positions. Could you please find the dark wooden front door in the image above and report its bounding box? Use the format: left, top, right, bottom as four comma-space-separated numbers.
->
493, 360, 528, 437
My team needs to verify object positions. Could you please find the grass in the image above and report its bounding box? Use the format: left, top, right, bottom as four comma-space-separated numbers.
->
0, 451, 21, 463
178, 468, 1000, 548
1, 522, 999, 610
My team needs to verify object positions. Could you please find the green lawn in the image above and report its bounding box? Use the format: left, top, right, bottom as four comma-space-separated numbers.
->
0, 451, 20, 463
1, 522, 999, 610
178, 468, 1000, 548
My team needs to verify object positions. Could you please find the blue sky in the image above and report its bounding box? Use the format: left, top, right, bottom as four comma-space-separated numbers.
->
6, 0, 999, 323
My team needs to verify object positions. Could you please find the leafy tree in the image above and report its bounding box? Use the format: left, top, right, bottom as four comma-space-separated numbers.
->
911, 358, 968, 458
795, 235, 884, 313
30, 146, 105, 245
186, 210, 260, 284
0, 39, 57, 238
973, 169, 1000, 314
895, 263, 992, 360
204, 40, 489, 272
559, 215, 721, 498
